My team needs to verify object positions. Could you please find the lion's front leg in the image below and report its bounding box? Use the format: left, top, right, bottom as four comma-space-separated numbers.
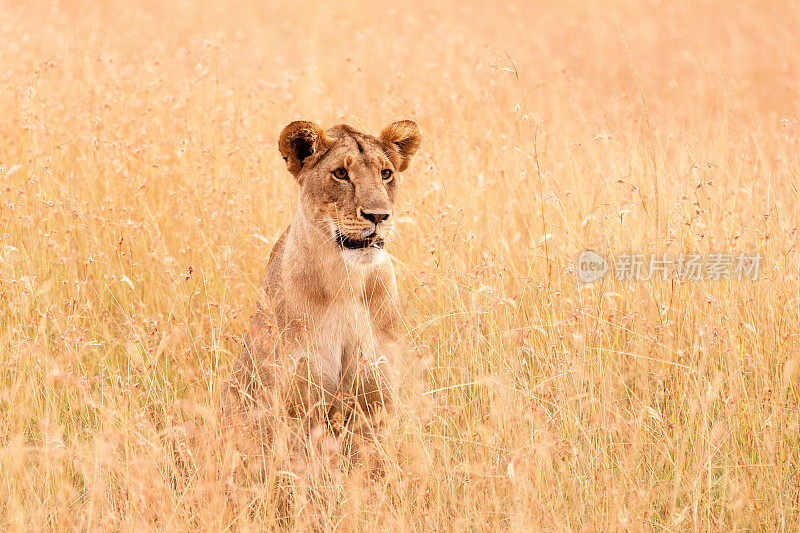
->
338, 349, 397, 472
285, 353, 341, 434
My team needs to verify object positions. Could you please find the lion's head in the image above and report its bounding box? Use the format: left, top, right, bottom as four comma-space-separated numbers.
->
278, 120, 421, 265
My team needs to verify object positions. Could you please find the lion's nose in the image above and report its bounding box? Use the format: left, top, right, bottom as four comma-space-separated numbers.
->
359, 208, 390, 225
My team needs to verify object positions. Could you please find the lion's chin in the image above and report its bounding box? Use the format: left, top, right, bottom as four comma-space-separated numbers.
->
341, 246, 388, 267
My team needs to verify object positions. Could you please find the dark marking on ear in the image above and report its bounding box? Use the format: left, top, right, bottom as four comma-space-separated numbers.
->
293, 138, 314, 163
278, 121, 332, 178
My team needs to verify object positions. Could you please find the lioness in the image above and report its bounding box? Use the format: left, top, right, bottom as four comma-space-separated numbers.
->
227, 120, 421, 450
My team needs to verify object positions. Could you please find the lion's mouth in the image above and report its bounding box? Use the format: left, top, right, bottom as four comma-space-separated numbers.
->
335, 230, 385, 250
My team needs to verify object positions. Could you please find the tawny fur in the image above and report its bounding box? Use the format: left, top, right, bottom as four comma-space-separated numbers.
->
226, 120, 421, 442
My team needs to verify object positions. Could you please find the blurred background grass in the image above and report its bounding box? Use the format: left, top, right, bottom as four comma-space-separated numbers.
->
1, 0, 799, 529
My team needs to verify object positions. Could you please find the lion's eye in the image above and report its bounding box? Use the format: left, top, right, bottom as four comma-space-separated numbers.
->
381, 169, 393, 181
332, 167, 349, 180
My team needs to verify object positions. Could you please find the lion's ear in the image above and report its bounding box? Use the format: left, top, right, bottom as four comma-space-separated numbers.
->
379, 120, 422, 172
278, 121, 332, 178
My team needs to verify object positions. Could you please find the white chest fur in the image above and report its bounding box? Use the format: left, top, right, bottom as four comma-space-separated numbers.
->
308, 300, 380, 388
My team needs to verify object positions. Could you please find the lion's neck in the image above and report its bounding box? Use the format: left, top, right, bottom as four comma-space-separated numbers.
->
283, 206, 375, 306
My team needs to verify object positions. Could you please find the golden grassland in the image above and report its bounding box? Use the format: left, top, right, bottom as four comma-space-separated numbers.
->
1, 0, 799, 529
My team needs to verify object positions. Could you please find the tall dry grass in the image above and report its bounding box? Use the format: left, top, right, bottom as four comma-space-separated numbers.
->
1, 0, 799, 529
